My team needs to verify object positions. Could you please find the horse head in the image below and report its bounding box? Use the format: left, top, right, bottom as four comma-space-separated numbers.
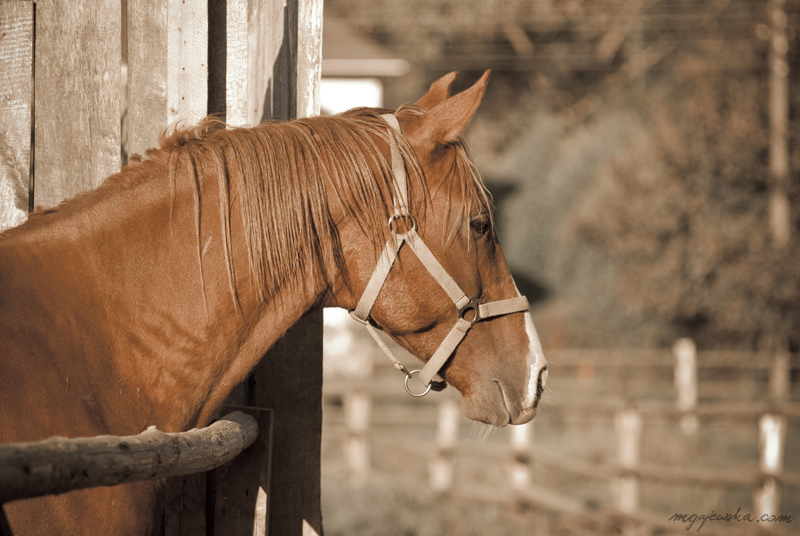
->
327, 72, 548, 426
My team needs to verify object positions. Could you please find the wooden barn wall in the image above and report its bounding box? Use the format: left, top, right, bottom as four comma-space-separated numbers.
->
0, 1, 325, 534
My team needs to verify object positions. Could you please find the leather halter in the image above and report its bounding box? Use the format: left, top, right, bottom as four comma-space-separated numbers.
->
349, 114, 530, 397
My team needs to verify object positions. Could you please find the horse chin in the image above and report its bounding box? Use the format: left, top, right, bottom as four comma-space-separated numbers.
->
461, 398, 510, 427
460, 380, 538, 427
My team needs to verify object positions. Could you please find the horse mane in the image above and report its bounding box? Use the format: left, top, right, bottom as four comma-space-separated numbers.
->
14, 106, 493, 307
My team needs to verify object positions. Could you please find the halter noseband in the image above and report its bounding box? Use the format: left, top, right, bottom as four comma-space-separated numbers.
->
349, 114, 530, 397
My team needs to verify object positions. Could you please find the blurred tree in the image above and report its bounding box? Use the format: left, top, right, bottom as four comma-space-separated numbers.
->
325, 0, 800, 350
568, 71, 800, 350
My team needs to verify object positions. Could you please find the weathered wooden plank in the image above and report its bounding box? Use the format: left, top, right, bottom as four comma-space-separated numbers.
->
127, 0, 208, 157
613, 408, 642, 514
208, 0, 248, 126
126, 0, 169, 157
250, 312, 323, 536
128, 5, 212, 533
296, 0, 323, 119
33, 0, 121, 209
209, 0, 322, 126
246, 2, 324, 532
241, 2, 323, 535
0, 0, 33, 231
163, 474, 207, 536
0, 411, 259, 503
248, 0, 287, 123
211, 407, 273, 536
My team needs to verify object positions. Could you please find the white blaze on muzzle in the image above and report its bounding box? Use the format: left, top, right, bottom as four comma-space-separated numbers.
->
349, 114, 530, 397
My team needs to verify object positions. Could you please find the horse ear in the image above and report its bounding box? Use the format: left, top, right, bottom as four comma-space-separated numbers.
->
414, 71, 458, 110
409, 70, 490, 145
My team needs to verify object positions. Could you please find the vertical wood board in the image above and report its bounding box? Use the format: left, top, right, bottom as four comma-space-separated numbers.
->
250, 312, 323, 536
208, 0, 248, 126
163, 473, 207, 536
167, 0, 208, 125
0, 0, 33, 231
246, 2, 325, 533
224, 0, 249, 127
296, 0, 322, 119
33, 0, 121, 209
127, 0, 208, 157
126, 0, 169, 157
248, 0, 287, 124
129, 3, 210, 531
211, 407, 273, 536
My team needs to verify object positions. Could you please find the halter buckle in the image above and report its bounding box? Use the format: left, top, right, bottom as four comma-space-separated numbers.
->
457, 297, 482, 326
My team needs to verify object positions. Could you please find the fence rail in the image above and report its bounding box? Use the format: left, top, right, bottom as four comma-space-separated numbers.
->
0, 408, 273, 536
0, 411, 259, 504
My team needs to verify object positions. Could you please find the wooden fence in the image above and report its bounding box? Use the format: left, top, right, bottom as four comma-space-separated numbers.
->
0, 1, 324, 534
322, 340, 800, 536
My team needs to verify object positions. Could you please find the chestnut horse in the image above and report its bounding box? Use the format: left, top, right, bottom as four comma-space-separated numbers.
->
0, 71, 547, 535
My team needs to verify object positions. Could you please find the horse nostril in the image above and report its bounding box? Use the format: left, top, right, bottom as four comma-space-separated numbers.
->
533, 366, 548, 409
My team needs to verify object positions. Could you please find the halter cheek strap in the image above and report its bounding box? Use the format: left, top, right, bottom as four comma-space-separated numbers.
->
349, 113, 530, 397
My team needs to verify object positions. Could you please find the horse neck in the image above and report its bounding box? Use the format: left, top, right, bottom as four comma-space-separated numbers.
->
0, 157, 328, 436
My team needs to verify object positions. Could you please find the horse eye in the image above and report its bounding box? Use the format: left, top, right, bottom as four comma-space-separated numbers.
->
470, 215, 491, 237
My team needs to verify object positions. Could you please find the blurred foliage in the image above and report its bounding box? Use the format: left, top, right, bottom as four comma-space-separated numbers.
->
326, 0, 800, 350
568, 71, 800, 350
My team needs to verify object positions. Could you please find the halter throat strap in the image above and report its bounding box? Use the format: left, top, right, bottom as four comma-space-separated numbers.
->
349, 113, 530, 396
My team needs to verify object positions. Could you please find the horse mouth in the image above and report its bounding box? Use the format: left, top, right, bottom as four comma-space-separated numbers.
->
480, 365, 548, 427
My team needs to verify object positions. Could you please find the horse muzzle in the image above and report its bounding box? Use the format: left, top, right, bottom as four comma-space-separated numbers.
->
460, 313, 549, 427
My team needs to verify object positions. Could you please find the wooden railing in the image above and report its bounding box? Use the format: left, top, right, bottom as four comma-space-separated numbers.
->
0, 408, 272, 536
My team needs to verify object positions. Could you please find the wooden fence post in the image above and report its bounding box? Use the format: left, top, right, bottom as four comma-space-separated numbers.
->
429, 398, 460, 493
769, 348, 791, 403
210, 407, 274, 536
673, 338, 699, 435
755, 412, 787, 516
343, 390, 371, 484
509, 421, 533, 492
767, 0, 791, 249
323, 309, 375, 484
614, 407, 642, 515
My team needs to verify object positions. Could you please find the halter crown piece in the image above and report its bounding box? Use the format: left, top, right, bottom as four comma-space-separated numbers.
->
349, 114, 531, 397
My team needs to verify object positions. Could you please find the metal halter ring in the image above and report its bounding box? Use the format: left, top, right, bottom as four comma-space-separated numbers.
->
458, 297, 482, 326
404, 369, 432, 397
388, 212, 417, 234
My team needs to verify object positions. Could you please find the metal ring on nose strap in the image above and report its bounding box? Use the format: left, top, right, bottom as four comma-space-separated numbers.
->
458, 297, 482, 326
404, 369, 432, 397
